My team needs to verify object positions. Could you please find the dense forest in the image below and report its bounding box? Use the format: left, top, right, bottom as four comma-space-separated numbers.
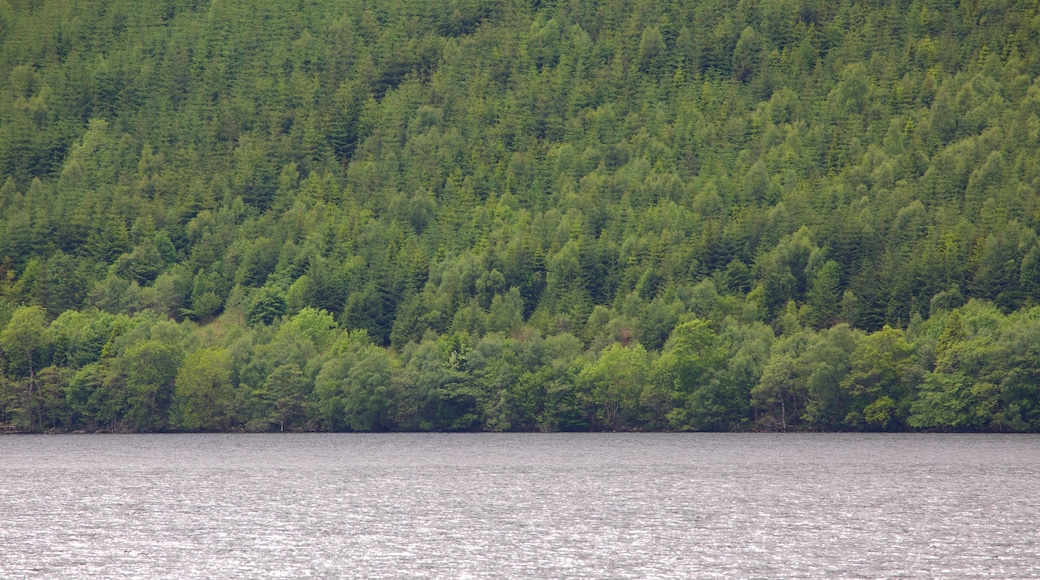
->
1, 0, 1040, 432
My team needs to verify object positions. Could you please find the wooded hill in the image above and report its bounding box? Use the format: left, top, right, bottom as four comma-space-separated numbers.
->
2, 0, 1040, 432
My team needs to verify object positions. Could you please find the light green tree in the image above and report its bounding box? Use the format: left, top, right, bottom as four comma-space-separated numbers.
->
121, 340, 183, 431
1, 305, 52, 431
578, 343, 650, 430
171, 347, 235, 431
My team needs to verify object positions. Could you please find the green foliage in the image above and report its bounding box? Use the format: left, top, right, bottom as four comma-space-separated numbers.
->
315, 337, 394, 431
656, 319, 733, 430
578, 343, 651, 430
2, 0, 1040, 431
121, 340, 183, 431
247, 286, 287, 326
1, 305, 51, 379
171, 347, 236, 431
0, 305, 52, 430
840, 326, 920, 430
248, 363, 311, 432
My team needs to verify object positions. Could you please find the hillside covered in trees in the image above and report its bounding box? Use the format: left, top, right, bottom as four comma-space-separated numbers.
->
2, 0, 1040, 432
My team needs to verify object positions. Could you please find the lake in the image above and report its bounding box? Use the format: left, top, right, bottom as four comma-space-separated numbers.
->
1, 433, 1038, 578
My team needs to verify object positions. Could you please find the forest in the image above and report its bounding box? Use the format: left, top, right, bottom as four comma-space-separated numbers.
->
2, 0, 1040, 432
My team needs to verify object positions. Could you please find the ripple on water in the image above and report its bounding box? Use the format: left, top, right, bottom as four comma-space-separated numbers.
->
1, 433, 1039, 578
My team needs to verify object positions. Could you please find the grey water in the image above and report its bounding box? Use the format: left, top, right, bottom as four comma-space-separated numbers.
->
1, 434, 1038, 578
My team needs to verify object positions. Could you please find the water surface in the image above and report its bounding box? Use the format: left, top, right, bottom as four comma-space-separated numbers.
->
1, 433, 1037, 578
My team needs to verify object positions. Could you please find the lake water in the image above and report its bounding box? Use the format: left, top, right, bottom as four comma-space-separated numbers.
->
1, 433, 1038, 578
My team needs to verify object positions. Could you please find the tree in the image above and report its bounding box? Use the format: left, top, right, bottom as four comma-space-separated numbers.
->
751, 353, 801, 431
657, 319, 731, 430
171, 347, 236, 431
801, 324, 858, 429
0, 306, 52, 431
328, 79, 369, 165
121, 340, 183, 431
808, 260, 842, 328
248, 286, 287, 326
341, 346, 394, 431
487, 288, 524, 335
251, 363, 311, 432
840, 326, 919, 430
578, 343, 651, 430
639, 26, 667, 76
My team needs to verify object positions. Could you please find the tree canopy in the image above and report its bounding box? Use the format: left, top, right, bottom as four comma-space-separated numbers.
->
2, 0, 1040, 432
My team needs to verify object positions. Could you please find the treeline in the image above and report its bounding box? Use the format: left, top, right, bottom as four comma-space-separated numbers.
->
2, 0, 1040, 431
3, 300, 1039, 432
